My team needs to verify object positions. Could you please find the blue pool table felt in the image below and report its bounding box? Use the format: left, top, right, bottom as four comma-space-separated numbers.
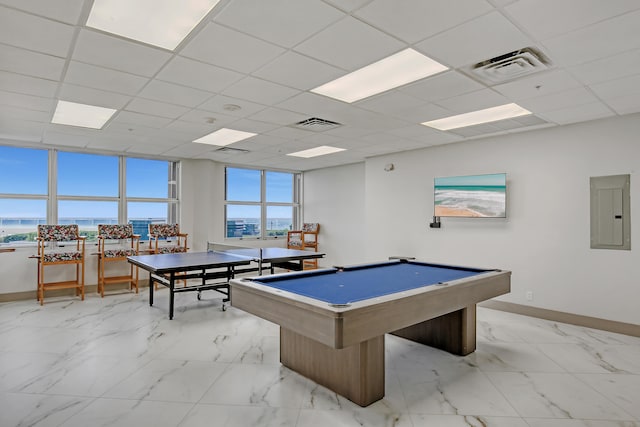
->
252, 261, 491, 305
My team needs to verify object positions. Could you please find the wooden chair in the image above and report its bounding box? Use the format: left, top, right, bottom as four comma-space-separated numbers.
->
148, 223, 188, 288
148, 223, 188, 254
287, 223, 320, 269
36, 224, 85, 305
97, 224, 140, 297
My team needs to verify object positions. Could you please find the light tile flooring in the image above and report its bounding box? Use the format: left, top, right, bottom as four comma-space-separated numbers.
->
1, 290, 639, 427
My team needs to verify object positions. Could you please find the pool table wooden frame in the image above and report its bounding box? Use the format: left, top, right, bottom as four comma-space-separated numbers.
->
230, 261, 511, 407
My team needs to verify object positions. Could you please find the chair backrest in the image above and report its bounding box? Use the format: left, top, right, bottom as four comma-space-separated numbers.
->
38, 224, 79, 242
98, 224, 134, 239
149, 223, 180, 238
302, 223, 320, 234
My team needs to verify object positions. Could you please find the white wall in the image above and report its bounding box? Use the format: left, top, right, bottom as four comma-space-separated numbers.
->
303, 163, 367, 268
305, 114, 640, 325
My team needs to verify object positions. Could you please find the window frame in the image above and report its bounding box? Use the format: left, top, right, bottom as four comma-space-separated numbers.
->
224, 166, 301, 240
0, 146, 180, 247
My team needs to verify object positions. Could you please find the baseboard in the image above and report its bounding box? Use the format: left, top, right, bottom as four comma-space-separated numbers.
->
0, 280, 150, 303
480, 300, 640, 338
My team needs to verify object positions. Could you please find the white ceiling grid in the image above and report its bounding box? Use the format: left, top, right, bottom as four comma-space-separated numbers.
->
0, 0, 639, 170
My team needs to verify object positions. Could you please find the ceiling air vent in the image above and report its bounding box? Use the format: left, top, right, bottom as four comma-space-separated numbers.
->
466, 47, 552, 84
290, 117, 342, 132
215, 146, 249, 154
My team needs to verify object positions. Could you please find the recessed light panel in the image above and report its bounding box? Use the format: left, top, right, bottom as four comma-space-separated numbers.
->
193, 128, 257, 146
422, 103, 532, 131
87, 0, 221, 50
311, 48, 448, 103
287, 146, 346, 158
51, 100, 117, 129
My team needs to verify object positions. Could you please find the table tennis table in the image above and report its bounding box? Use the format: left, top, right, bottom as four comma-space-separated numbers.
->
127, 243, 325, 319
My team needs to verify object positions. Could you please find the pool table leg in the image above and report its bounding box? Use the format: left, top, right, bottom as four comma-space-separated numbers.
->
391, 304, 476, 356
280, 327, 385, 407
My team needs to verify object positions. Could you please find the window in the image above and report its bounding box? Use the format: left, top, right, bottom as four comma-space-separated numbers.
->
126, 158, 178, 240
0, 145, 179, 246
0, 146, 48, 245
225, 167, 300, 239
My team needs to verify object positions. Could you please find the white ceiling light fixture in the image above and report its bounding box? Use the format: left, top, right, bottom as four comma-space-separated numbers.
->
51, 100, 117, 129
193, 128, 257, 146
287, 145, 346, 158
422, 103, 532, 131
87, 0, 221, 50
311, 48, 448, 103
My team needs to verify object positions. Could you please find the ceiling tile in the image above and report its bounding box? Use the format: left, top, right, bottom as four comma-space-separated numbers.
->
434, 89, 509, 113
355, 0, 493, 43
0, 90, 52, 112
64, 61, 149, 95
0, 6, 75, 57
213, 0, 344, 48
505, 0, 640, 40
0, 0, 85, 24
542, 10, 640, 67
399, 71, 484, 103
538, 102, 614, 125
222, 76, 300, 105
492, 69, 583, 100
72, 29, 171, 77
157, 56, 243, 93
518, 87, 600, 114
161, 143, 215, 158
356, 91, 434, 122
0, 104, 50, 123
0, 71, 58, 98
198, 95, 266, 118
603, 94, 640, 115
178, 109, 237, 127
415, 12, 533, 68
568, 50, 640, 86
249, 107, 309, 127
58, 83, 131, 109
180, 22, 285, 74
322, 0, 371, 12
125, 98, 191, 119
110, 111, 172, 129
84, 136, 133, 153
0, 44, 65, 80
138, 80, 213, 108
0, 119, 45, 142
294, 16, 405, 70
590, 74, 640, 100
253, 51, 345, 90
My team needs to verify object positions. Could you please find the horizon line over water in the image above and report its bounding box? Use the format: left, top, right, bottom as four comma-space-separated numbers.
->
434, 184, 506, 218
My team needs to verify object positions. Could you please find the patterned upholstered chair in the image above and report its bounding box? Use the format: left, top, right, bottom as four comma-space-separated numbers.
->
97, 224, 140, 297
287, 223, 320, 269
148, 223, 188, 288
36, 224, 85, 305
148, 223, 188, 254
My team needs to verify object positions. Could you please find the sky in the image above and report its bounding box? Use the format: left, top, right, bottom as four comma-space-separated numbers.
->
1, 148, 295, 221
0, 146, 171, 218
434, 173, 506, 187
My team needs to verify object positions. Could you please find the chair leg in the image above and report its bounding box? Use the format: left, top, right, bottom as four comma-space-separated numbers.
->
80, 260, 85, 301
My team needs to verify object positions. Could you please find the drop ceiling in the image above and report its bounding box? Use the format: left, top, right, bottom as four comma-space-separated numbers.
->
1, 0, 640, 171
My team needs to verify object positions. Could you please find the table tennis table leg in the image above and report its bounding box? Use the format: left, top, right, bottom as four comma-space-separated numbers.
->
169, 272, 175, 320
149, 272, 154, 306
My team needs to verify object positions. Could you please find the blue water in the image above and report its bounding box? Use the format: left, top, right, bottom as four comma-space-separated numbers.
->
435, 185, 506, 217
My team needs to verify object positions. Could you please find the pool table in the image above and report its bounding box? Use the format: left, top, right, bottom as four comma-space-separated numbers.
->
229, 259, 511, 407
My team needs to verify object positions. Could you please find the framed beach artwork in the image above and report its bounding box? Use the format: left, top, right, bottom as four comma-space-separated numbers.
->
434, 173, 507, 218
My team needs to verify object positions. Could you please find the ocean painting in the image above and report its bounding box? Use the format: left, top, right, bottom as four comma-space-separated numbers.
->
434, 173, 506, 218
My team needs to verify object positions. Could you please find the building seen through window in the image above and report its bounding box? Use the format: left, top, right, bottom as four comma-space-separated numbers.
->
225, 167, 300, 239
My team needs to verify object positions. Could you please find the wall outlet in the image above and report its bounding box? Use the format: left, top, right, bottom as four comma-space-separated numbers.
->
525, 291, 533, 301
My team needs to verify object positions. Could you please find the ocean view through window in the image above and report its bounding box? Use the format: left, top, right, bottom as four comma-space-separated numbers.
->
0, 146, 179, 245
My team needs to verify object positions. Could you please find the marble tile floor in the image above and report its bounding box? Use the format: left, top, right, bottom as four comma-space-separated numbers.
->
1, 290, 639, 427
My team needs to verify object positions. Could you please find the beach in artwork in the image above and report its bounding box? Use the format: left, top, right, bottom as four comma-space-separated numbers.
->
434, 174, 506, 218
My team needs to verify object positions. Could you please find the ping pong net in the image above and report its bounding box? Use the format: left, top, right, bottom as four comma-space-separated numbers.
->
207, 242, 264, 261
